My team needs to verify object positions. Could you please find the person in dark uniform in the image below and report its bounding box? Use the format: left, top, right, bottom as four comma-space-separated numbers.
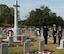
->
57, 26, 63, 45
43, 25, 49, 44
52, 24, 57, 44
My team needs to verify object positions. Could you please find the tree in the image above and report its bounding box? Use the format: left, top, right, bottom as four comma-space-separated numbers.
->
23, 6, 64, 27
0, 4, 14, 26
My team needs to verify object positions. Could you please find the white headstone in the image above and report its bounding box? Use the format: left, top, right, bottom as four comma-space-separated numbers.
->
24, 41, 30, 53
60, 40, 64, 48
39, 40, 45, 51
8, 37, 13, 46
0, 43, 8, 54
22, 36, 27, 44
41, 27, 44, 40
56, 39, 64, 49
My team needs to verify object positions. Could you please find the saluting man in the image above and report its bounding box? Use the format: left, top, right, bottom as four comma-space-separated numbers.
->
43, 25, 49, 44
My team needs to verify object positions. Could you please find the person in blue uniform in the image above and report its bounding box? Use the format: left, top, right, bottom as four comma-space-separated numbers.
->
43, 25, 49, 44
57, 26, 63, 45
52, 24, 57, 44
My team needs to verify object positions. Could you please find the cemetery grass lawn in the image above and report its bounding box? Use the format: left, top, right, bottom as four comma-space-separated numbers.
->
45, 43, 64, 54
8, 38, 64, 54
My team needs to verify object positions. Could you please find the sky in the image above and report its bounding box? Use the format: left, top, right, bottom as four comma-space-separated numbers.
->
0, 0, 64, 20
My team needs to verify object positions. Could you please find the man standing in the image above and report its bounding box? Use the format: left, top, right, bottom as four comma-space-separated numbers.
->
43, 25, 49, 44
52, 24, 57, 44
58, 26, 63, 45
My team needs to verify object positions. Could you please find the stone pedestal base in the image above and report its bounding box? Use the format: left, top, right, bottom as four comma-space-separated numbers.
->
13, 35, 24, 42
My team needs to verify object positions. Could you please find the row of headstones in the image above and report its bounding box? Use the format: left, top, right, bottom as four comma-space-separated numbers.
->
8, 35, 27, 46
0, 40, 44, 54
9, 37, 64, 53
24, 40, 45, 54
0, 39, 64, 54
1, 36, 64, 54
1, 35, 29, 46
0, 35, 27, 54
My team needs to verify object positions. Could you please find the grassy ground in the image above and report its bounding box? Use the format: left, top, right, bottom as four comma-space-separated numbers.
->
45, 43, 64, 54
0, 33, 64, 54
8, 38, 40, 54
8, 37, 64, 54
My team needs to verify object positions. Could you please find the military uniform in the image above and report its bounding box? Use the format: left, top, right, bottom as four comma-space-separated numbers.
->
53, 24, 57, 44
43, 26, 49, 44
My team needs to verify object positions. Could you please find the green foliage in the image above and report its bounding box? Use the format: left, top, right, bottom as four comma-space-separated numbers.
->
0, 4, 14, 26
23, 6, 64, 27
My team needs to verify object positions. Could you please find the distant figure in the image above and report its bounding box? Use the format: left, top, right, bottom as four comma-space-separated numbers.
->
52, 24, 57, 44
8, 27, 13, 37
48, 28, 53, 37
43, 26, 49, 44
36, 28, 40, 37
57, 26, 63, 45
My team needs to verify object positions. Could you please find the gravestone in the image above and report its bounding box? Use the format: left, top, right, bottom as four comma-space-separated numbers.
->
56, 39, 64, 49
60, 40, 64, 48
39, 40, 45, 51
41, 27, 44, 40
8, 37, 13, 46
22, 36, 27, 44
0, 43, 8, 54
24, 41, 30, 53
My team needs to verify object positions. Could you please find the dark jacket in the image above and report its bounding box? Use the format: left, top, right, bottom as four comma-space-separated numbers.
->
58, 28, 63, 37
43, 28, 49, 37
53, 28, 57, 36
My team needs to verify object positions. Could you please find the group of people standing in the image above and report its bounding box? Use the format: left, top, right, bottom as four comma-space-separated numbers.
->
43, 24, 63, 45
